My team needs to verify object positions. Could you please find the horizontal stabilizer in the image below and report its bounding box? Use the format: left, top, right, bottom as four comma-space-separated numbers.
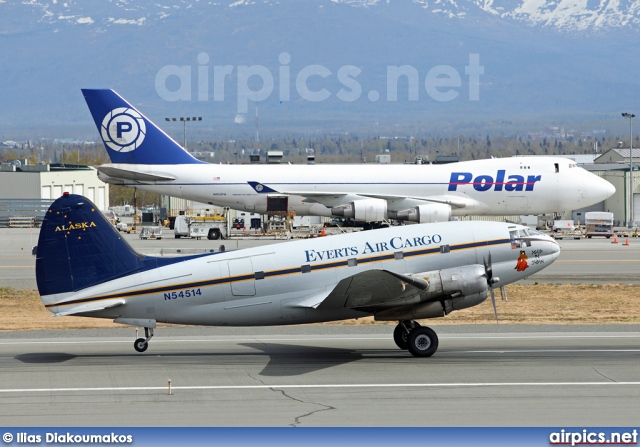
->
97, 165, 176, 182
53, 300, 124, 317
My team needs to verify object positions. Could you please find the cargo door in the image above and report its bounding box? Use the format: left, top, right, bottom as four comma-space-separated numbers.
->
227, 258, 256, 296
267, 195, 288, 215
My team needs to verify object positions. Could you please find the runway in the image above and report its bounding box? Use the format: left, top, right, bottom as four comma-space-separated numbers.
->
0, 325, 639, 426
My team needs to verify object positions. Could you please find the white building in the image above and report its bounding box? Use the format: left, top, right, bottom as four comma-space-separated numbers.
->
0, 163, 109, 209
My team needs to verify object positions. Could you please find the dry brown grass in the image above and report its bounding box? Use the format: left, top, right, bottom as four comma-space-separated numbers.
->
1, 284, 639, 331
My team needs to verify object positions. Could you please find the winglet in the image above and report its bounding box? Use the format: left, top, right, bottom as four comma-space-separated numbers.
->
247, 181, 279, 194
82, 89, 205, 165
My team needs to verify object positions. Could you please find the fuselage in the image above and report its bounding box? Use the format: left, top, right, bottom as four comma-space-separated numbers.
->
41, 221, 559, 327
97, 156, 614, 217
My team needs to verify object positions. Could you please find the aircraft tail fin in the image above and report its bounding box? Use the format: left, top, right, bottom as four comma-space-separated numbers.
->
35, 193, 201, 297
81, 89, 204, 165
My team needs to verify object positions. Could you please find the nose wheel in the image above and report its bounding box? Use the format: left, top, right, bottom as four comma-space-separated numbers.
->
394, 320, 438, 357
133, 327, 154, 353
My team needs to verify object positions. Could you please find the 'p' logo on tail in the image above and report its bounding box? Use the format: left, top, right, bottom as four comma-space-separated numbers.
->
101, 107, 146, 153
82, 89, 204, 165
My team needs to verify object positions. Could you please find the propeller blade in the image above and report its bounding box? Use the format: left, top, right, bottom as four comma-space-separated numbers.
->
490, 287, 499, 325
484, 251, 498, 324
483, 253, 493, 284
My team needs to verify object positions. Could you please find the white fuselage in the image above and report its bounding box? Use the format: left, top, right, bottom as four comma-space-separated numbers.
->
97, 157, 614, 217
42, 221, 560, 327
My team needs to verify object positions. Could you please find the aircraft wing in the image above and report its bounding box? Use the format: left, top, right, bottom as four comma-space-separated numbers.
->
246, 182, 473, 208
294, 192, 475, 209
96, 166, 176, 182
52, 300, 125, 318
283, 270, 430, 311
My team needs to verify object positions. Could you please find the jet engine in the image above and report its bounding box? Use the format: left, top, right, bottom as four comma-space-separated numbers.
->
394, 203, 452, 223
374, 264, 489, 321
331, 198, 387, 222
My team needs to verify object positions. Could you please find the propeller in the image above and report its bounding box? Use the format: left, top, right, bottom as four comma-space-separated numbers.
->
483, 252, 500, 324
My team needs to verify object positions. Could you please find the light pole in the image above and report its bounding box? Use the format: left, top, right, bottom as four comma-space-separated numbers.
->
622, 113, 635, 227
165, 116, 202, 150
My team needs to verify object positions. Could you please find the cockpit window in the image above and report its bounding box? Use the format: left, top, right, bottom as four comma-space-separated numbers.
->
511, 228, 533, 248
510, 230, 518, 249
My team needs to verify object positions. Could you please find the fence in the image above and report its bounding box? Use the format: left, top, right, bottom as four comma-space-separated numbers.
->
0, 199, 54, 228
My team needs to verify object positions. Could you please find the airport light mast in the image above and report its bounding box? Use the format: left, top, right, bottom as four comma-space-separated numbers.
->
165, 116, 202, 150
622, 112, 635, 227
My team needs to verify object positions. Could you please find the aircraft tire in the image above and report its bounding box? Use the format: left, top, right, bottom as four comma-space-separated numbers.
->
134, 338, 148, 353
407, 327, 438, 358
393, 321, 420, 350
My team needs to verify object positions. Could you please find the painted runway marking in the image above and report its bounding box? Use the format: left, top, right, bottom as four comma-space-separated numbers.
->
1, 382, 639, 394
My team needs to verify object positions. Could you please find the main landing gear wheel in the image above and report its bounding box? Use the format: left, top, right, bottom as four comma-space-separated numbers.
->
134, 338, 148, 352
407, 326, 439, 358
393, 320, 421, 350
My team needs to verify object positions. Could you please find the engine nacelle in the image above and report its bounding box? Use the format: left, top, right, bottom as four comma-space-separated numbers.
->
374, 264, 489, 321
395, 203, 451, 223
331, 198, 387, 222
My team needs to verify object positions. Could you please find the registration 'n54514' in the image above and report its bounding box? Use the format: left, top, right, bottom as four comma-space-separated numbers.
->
164, 288, 202, 300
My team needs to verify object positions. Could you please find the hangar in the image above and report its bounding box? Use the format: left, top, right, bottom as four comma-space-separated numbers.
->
0, 161, 109, 227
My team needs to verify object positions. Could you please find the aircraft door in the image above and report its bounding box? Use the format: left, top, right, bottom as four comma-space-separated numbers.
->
227, 258, 256, 296
267, 195, 288, 215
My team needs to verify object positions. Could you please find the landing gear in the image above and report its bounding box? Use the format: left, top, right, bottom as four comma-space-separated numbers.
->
134, 338, 148, 352
133, 327, 154, 353
407, 326, 438, 357
394, 320, 439, 357
393, 320, 421, 350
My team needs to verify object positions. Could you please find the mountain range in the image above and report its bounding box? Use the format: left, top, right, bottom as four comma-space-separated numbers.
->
1, 0, 639, 138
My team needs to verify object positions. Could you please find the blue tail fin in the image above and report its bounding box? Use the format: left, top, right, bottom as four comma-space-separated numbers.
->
36, 193, 202, 296
82, 89, 204, 165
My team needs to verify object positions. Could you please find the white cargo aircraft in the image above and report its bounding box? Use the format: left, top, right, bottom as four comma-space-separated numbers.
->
83, 89, 615, 223
36, 193, 559, 357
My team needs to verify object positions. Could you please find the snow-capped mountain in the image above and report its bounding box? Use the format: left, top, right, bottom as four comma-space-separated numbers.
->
6, 0, 640, 32
0, 0, 639, 135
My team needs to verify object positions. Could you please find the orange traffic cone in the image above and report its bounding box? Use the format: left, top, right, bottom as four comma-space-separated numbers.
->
612, 235, 618, 244
624, 238, 630, 246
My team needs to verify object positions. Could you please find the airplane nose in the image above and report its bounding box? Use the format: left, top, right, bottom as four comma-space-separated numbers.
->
591, 175, 616, 202
550, 237, 561, 259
